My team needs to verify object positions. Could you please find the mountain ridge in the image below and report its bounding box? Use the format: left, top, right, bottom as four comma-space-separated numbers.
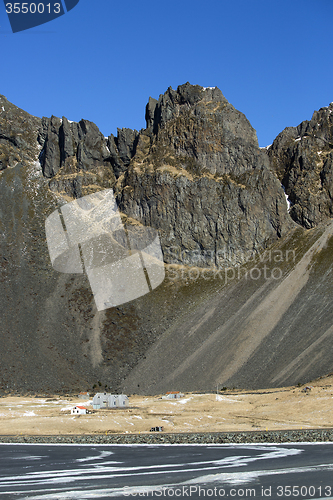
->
0, 84, 332, 395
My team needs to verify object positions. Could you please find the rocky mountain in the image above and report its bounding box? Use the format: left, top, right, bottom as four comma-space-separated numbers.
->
0, 85, 332, 395
28, 83, 294, 268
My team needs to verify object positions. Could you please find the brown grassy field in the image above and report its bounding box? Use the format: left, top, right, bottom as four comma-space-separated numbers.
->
0, 375, 332, 435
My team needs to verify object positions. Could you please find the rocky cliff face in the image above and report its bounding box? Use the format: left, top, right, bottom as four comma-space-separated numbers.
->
0, 84, 333, 395
268, 103, 333, 228
115, 84, 293, 266
0, 94, 41, 170
39, 116, 115, 198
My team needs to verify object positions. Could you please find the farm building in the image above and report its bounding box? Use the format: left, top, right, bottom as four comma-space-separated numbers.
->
165, 391, 184, 399
71, 406, 88, 415
92, 393, 129, 409
78, 392, 90, 399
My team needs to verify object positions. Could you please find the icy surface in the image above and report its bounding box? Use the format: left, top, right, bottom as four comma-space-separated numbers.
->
281, 184, 292, 212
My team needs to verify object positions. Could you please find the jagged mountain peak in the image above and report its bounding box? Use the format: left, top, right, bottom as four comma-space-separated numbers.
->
145, 82, 227, 131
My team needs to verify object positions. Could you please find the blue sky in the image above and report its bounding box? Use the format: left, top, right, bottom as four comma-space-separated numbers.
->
0, 0, 332, 147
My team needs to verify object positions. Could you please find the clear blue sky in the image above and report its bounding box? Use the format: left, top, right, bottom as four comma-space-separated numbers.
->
0, 0, 332, 147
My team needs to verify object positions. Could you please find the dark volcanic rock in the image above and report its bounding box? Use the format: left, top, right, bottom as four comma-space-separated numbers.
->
39, 117, 116, 198
39, 116, 112, 178
107, 128, 139, 178
145, 83, 264, 176
0, 94, 41, 171
268, 103, 333, 228
75, 119, 111, 171
40, 116, 62, 177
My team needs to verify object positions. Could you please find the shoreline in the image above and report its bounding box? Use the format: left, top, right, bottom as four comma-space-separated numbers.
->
0, 429, 333, 444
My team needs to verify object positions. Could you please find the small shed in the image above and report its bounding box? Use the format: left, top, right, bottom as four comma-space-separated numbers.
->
71, 406, 87, 415
78, 392, 90, 399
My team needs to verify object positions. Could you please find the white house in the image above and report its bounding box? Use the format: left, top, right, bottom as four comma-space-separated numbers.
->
117, 394, 129, 407
71, 406, 87, 415
92, 393, 129, 409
